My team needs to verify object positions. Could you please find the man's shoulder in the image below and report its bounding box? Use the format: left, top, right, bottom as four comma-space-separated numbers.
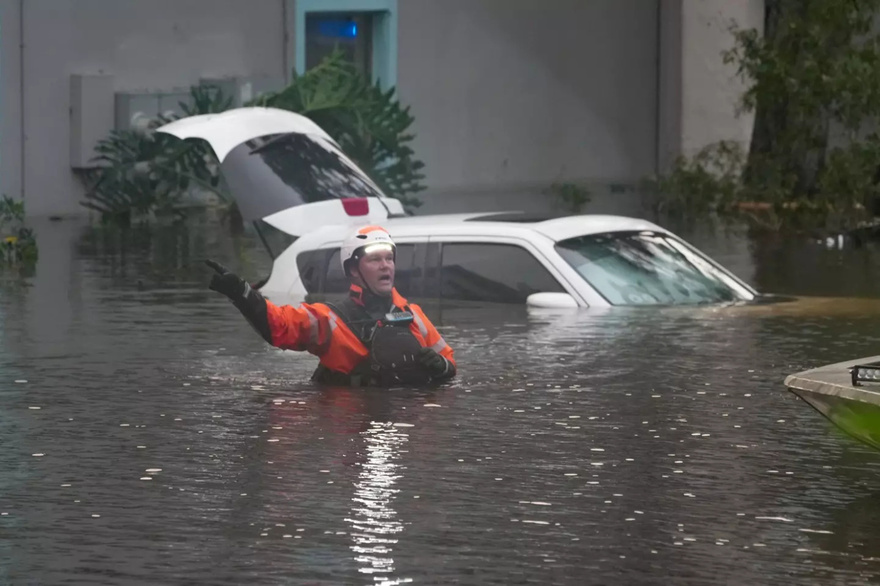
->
316, 297, 373, 327
297, 299, 343, 316
406, 301, 435, 323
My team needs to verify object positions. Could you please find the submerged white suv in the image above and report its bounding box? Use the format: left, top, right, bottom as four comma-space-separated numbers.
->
159, 108, 758, 308
258, 211, 757, 308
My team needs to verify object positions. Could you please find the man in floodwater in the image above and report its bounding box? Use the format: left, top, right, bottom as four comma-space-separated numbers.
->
205, 225, 456, 387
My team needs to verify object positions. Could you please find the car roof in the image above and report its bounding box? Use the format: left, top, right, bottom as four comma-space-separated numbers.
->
288, 211, 671, 248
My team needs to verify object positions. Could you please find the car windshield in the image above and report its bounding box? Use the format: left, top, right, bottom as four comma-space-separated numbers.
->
554, 231, 754, 305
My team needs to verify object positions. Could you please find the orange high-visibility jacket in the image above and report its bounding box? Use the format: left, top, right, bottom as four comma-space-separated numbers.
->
263, 286, 455, 376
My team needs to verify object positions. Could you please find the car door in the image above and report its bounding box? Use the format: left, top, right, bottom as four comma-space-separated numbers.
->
426, 235, 586, 306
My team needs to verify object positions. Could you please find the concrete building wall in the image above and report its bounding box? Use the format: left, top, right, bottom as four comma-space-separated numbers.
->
1, 0, 289, 217
397, 0, 660, 215
657, 0, 683, 172
681, 0, 764, 156
1, 0, 24, 206
659, 0, 764, 165
0, 0, 764, 219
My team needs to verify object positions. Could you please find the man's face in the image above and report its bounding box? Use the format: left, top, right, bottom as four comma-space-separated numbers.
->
355, 245, 395, 296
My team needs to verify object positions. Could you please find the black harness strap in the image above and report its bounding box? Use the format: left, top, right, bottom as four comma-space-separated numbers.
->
311, 299, 381, 387
311, 298, 416, 387
324, 300, 381, 345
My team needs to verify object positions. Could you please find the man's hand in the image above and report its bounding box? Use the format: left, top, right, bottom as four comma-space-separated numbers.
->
205, 259, 249, 301
418, 347, 448, 377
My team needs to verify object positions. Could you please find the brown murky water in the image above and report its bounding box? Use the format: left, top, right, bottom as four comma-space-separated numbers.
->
2, 218, 880, 585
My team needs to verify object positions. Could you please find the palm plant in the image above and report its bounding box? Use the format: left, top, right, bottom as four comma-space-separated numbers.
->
250, 50, 425, 207
0, 195, 37, 267
81, 51, 427, 225
80, 84, 232, 225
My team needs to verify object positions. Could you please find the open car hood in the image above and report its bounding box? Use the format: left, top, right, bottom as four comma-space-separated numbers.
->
156, 107, 404, 236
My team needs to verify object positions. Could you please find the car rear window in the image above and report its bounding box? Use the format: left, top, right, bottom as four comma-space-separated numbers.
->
221, 132, 386, 222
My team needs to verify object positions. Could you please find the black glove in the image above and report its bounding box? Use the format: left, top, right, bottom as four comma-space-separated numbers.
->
204, 259, 273, 343
205, 259, 249, 302
418, 347, 448, 377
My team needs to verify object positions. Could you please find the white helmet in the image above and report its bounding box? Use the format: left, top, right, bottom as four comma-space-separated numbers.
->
340, 225, 396, 274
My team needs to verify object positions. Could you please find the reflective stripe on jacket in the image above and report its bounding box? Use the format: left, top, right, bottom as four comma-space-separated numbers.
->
263, 287, 455, 376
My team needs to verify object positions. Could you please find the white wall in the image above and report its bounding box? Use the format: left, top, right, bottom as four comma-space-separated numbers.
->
679, 0, 764, 157
3, 0, 288, 217
1, 0, 24, 206
396, 0, 660, 214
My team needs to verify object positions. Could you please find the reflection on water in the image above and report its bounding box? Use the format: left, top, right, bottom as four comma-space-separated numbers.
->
4, 218, 880, 584
346, 420, 410, 585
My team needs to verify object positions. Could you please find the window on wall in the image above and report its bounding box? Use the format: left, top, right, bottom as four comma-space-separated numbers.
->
295, 0, 398, 90
305, 13, 374, 79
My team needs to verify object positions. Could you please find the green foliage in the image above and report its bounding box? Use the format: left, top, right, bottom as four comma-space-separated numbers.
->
82, 51, 427, 225
80, 84, 231, 225
249, 50, 426, 208
653, 0, 880, 234
0, 195, 38, 268
0, 195, 25, 225
647, 141, 748, 226
726, 0, 880, 131
545, 182, 592, 214
181, 83, 234, 117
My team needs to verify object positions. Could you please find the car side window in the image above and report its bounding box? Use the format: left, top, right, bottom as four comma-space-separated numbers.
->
389, 244, 418, 297
295, 249, 329, 294
439, 243, 565, 303
323, 250, 348, 294
324, 244, 418, 296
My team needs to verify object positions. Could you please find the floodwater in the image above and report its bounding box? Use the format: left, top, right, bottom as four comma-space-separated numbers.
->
3, 218, 880, 585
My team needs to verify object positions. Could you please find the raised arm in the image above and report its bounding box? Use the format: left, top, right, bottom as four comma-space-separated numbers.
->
205, 260, 331, 354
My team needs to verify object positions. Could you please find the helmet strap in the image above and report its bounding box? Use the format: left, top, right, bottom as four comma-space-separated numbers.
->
352, 265, 380, 298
